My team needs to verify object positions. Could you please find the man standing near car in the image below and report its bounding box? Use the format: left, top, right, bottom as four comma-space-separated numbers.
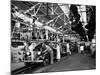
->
80, 43, 84, 54
90, 35, 96, 57
56, 43, 61, 61
24, 41, 29, 52
29, 42, 37, 61
43, 42, 54, 64
66, 42, 71, 55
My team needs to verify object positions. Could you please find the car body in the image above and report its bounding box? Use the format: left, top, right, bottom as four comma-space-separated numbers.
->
23, 42, 57, 66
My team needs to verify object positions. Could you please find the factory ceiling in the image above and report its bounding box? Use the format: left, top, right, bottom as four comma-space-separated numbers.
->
11, 1, 79, 37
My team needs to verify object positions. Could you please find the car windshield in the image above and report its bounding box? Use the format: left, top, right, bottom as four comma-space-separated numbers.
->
33, 43, 47, 51
33, 43, 43, 51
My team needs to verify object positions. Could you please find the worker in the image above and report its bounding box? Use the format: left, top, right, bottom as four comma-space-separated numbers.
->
90, 36, 96, 57
66, 42, 71, 55
43, 42, 54, 64
78, 43, 80, 53
23, 41, 29, 60
56, 43, 61, 61
80, 43, 84, 54
23, 41, 29, 51
29, 42, 37, 61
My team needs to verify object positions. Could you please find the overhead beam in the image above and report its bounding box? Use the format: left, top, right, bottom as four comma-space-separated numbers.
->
24, 3, 40, 13
29, 2, 47, 15
46, 13, 64, 24
34, 3, 42, 16
53, 8, 65, 23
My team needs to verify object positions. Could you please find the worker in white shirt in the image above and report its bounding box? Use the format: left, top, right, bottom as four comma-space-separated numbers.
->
90, 37, 96, 57
29, 42, 37, 61
43, 42, 54, 64
24, 41, 29, 51
80, 43, 84, 54
66, 43, 71, 55
56, 43, 61, 61
23, 41, 29, 60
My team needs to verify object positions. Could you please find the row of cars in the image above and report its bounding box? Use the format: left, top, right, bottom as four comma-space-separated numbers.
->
11, 39, 96, 66
11, 40, 78, 66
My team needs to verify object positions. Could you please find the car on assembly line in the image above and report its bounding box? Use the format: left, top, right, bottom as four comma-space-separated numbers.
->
23, 42, 57, 66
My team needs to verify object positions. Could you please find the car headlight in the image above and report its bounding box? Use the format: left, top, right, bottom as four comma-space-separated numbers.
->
37, 51, 41, 55
26, 52, 31, 55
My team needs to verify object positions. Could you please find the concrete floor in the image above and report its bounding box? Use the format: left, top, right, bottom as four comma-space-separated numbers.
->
11, 53, 96, 74
11, 62, 25, 71
34, 53, 96, 73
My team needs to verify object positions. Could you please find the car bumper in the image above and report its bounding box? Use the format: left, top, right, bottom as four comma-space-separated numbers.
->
23, 60, 43, 63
